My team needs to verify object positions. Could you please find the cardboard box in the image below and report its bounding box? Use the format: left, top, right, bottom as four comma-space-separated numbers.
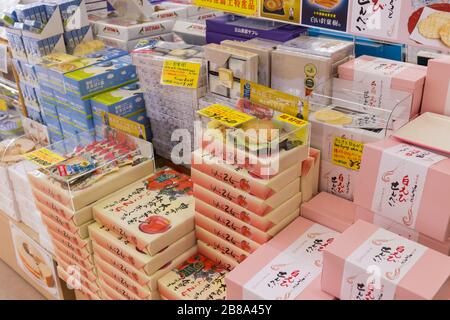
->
197, 239, 238, 271
301, 192, 355, 233
319, 160, 359, 202
96, 33, 176, 51
93, 18, 175, 41
421, 57, 450, 116
205, 15, 306, 42
89, 223, 196, 275
195, 212, 260, 254
192, 149, 301, 200
321, 220, 450, 300
172, 20, 206, 46
157, 253, 228, 300
195, 198, 299, 245
338, 56, 427, 118
196, 226, 249, 264
354, 138, 450, 242
301, 148, 320, 202
194, 184, 302, 232
192, 168, 300, 216
93, 168, 195, 255
226, 217, 337, 300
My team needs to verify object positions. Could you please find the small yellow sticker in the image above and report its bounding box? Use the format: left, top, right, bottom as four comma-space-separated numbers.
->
332, 137, 364, 171
23, 148, 66, 168
0, 99, 7, 111
277, 114, 308, 127
161, 60, 201, 89
198, 104, 255, 128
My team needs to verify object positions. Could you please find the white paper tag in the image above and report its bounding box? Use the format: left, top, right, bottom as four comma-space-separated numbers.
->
0, 44, 8, 73
340, 228, 427, 300
354, 58, 408, 94
371, 144, 446, 228
243, 224, 338, 300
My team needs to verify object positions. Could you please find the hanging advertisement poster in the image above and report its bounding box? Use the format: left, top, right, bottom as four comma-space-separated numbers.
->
301, 0, 349, 32
348, 1, 450, 52
260, 0, 301, 23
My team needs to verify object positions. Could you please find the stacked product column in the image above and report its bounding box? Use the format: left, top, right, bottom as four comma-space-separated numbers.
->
131, 41, 207, 160
27, 130, 155, 299
90, 167, 225, 300
190, 103, 319, 270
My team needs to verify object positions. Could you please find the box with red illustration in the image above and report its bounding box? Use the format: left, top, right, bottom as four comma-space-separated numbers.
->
93, 168, 195, 255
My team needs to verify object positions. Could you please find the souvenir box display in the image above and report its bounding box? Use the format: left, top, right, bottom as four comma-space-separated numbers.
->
197, 240, 238, 272
131, 40, 207, 159
88, 223, 196, 275
354, 138, 450, 242
198, 103, 310, 178
28, 128, 155, 212
338, 56, 428, 118
321, 220, 450, 300
203, 43, 258, 100
194, 184, 302, 232
226, 217, 338, 300
93, 168, 195, 256
271, 36, 354, 98
158, 253, 228, 300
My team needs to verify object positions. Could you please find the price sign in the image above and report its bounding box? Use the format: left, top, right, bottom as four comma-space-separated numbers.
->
332, 137, 364, 171
161, 60, 201, 89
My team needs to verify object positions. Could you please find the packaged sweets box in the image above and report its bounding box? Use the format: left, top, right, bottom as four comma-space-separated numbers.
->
93, 168, 195, 256
354, 138, 450, 242
338, 56, 427, 118
421, 57, 450, 116
206, 15, 306, 42
226, 217, 338, 300
93, 18, 176, 41
28, 129, 155, 212
158, 253, 228, 300
322, 220, 450, 300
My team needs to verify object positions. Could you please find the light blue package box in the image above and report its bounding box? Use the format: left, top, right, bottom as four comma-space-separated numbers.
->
11, 59, 24, 79
47, 47, 127, 91
64, 25, 92, 54
93, 108, 150, 131
63, 55, 137, 98
22, 34, 64, 64
60, 118, 91, 137
90, 81, 145, 118
6, 31, 27, 61
59, 111, 94, 131
25, 105, 44, 124
53, 90, 93, 123
21, 62, 38, 85
48, 124, 64, 143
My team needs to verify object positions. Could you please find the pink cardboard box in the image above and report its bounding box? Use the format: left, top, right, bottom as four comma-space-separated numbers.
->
195, 212, 261, 254
354, 138, 450, 242
52, 235, 92, 260
338, 56, 426, 117
194, 183, 302, 232
226, 217, 338, 300
356, 206, 450, 256
421, 57, 450, 116
197, 240, 238, 272
57, 265, 100, 295
322, 220, 450, 300
42, 214, 90, 247
195, 198, 299, 244
48, 228, 92, 254
196, 226, 249, 264
301, 192, 355, 233
192, 168, 300, 216
191, 149, 301, 200
57, 254, 97, 283
301, 148, 321, 203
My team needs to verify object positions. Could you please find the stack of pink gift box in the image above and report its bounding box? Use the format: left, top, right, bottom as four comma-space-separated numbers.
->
190, 105, 321, 271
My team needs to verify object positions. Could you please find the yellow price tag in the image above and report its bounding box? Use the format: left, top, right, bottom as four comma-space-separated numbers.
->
193, 0, 258, 16
23, 148, 66, 168
161, 60, 201, 89
198, 104, 255, 128
0, 99, 7, 111
277, 114, 309, 144
332, 137, 364, 171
